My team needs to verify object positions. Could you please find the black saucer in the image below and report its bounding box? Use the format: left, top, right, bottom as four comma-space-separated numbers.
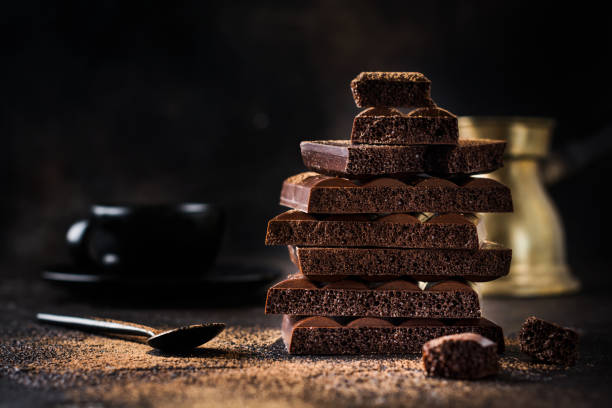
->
42, 261, 285, 307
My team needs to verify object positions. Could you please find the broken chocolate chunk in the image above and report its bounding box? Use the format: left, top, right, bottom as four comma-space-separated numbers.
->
422, 332, 499, 379
519, 316, 579, 366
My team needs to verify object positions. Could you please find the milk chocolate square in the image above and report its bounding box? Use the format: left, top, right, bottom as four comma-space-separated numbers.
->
265, 211, 480, 249
282, 315, 504, 355
300, 139, 506, 178
279, 172, 512, 214
289, 242, 511, 282
266, 278, 480, 318
351, 106, 458, 145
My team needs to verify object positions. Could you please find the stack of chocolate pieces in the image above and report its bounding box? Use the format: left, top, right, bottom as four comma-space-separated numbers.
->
265, 72, 512, 355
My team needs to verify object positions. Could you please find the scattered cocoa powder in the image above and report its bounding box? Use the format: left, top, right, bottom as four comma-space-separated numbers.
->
0, 280, 605, 408
0, 319, 589, 408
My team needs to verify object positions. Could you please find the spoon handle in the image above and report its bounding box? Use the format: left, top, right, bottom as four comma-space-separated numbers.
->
36, 313, 155, 338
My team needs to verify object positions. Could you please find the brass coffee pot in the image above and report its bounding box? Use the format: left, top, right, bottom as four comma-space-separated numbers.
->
459, 117, 580, 297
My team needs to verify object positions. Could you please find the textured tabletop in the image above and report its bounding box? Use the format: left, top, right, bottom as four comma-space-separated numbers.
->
1, 274, 611, 408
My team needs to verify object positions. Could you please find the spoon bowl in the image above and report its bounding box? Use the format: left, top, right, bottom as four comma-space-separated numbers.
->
147, 323, 226, 352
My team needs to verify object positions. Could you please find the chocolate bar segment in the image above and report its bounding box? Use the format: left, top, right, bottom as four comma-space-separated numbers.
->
519, 316, 579, 366
350, 72, 434, 108
300, 139, 506, 178
282, 315, 504, 355
351, 106, 458, 145
265, 210, 479, 249
280, 172, 512, 213
422, 333, 499, 379
290, 241, 511, 282
265, 278, 480, 318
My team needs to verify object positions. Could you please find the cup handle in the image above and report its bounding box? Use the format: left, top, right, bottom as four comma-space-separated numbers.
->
66, 219, 91, 266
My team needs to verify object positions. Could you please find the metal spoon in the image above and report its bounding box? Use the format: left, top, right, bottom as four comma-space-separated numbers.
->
36, 313, 225, 352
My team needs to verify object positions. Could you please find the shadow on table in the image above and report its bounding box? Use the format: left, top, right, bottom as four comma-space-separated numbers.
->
148, 347, 235, 358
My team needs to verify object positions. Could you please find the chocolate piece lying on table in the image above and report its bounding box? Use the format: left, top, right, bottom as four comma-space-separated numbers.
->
422, 333, 499, 379
519, 316, 579, 366
300, 139, 506, 178
288, 241, 511, 282
280, 172, 513, 213
282, 315, 504, 355
350, 72, 434, 108
265, 210, 479, 249
266, 278, 480, 318
351, 106, 458, 145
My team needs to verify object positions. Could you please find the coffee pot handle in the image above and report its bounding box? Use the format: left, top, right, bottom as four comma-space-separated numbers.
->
66, 219, 91, 266
543, 122, 612, 185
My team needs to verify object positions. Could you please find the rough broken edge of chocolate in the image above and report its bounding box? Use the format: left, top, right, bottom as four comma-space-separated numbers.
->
350, 72, 434, 108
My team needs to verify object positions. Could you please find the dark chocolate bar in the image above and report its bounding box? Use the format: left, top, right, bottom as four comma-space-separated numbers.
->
422, 333, 499, 379
351, 106, 458, 145
350, 72, 434, 108
266, 210, 479, 249
265, 278, 480, 318
300, 139, 506, 178
289, 241, 511, 282
282, 315, 504, 355
519, 316, 579, 366
279, 172, 512, 213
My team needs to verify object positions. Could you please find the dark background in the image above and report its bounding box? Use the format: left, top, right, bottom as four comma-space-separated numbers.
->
3, 1, 612, 283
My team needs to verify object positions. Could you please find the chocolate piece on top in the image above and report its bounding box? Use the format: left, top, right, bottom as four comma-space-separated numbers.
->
350, 72, 434, 108
351, 106, 458, 145
279, 172, 513, 214
519, 316, 579, 366
422, 333, 499, 379
300, 139, 506, 178
265, 277, 480, 318
265, 210, 479, 249
282, 315, 504, 355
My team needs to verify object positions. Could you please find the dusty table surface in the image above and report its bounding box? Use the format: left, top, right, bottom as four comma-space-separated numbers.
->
1, 275, 612, 408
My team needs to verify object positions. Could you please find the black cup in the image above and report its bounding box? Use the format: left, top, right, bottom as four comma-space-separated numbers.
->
67, 203, 225, 275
